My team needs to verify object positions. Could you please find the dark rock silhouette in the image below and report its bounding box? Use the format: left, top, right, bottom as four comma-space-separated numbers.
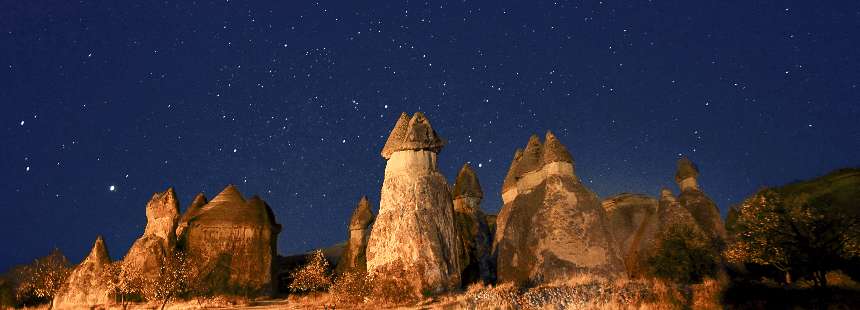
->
675, 158, 727, 243
335, 196, 375, 275
452, 163, 494, 284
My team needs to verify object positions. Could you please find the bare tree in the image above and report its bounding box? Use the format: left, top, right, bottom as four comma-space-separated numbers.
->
14, 248, 71, 309
141, 251, 190, 310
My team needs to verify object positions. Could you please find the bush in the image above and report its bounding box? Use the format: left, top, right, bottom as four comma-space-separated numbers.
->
648, 225, 720, 284
329, 271, 371, 304
289, 250, 332, 293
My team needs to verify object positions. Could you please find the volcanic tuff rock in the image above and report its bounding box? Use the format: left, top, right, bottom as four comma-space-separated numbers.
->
601, 193, 659, 277
366, 112, 464, 295
53, 236, 112, 309
674, 158, 727, 243
181, 185, 281, 295
123, 188, 180, 281
452, 163, 494, 284
335, 196, 375, 274
495, 131, 622, 285
176, 193, 207, 240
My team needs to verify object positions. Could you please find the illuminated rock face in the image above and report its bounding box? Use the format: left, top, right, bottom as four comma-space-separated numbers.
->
452, 163, 494, 284
181, 185, 281, 295
53, 236, 112, 309
601, 193, 659, 277
335, 196, 375, 274
123, 188, 180, 283
495, 132, 622, 285
366, 112, 464, 294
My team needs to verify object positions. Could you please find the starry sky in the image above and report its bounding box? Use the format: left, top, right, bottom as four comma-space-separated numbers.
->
1, 1, 858, 269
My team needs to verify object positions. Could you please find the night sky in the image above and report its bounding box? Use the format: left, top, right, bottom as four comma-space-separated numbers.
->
1, 1, 858, 269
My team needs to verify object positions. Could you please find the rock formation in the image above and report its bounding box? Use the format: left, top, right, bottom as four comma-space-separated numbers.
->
176, 193, 207, 240
675, 158, 727, 244
495, 131, 622, 285
181, 185, 281, 295
335, 196, 375, 274
601, 193, 659, 277
452, 163, 494, 284
123, 188, 180, 282
53, 236, 112, 309
366, 112, 464, 295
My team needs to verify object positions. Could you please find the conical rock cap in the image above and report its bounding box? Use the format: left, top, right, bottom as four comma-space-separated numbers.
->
453, 163, 483, 199
541, 130, 573, 164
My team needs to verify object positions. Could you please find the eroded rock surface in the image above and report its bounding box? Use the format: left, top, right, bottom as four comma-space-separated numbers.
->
495, 131, 622, 285
182, 185, 281, 295
452, 163, 494, 284
335, 196, 375, 274
53, 236, 112, 309
602, 193, 659, 277
366, 112, 464, 295
674, 158, 727, 244
123, 188, 180, 282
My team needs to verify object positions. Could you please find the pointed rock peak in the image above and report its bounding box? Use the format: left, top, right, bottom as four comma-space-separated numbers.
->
674, 157, 699, 183
518, 134, 544, 174
349, 196, 375, 230
453, 163, 483, 199
381, 112, 411, 159
401, 111, 446, 153
85, 235, 111, 265
502, 148, 524, 192
189, 193, 208, 209
146, 187, 180, 221
542, 130, 573, 164
211, 184, 245, 204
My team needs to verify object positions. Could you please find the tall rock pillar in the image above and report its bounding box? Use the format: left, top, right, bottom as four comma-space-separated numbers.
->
452, 163, 493, 284
674, 158, 727, 243
366, 112, 464, 294
335, 196, 375, 274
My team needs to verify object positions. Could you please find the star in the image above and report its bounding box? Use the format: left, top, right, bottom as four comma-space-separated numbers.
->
109, 185, 116, 192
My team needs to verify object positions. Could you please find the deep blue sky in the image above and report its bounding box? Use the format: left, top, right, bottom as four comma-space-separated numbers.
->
1, 1, 858, 269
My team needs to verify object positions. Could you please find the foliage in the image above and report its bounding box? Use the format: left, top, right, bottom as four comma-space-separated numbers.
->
647, 225, 720, 284
139, 250, 192, 310
725, 189, 859, 286
289, 250, 332, 293
367, 262, 419, 305
14, 248, 71, 309
101, 260, 145, 306
329, 270, 371, 304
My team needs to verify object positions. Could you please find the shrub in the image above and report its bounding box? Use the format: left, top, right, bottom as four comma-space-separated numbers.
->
289, 250, 332, 293
648, 225, 719, 284
329, 271, 371, 304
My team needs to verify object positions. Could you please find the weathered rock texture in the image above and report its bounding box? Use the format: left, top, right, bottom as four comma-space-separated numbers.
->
123, 188, 180, 282
601, 193, 659, 277
366, 112, 464, 295
494, 131, 622, 285
176, 193, 207, 239
181, 185, 281, 295
53, 236, 112, 309
452, 163, 494, 284
335, 196, 375, 274
675, 158, 727, 244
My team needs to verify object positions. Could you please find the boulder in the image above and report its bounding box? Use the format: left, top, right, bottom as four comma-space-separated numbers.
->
452, 163, 494, 284
53, 236, 112, 309
601, 193, 659, 277
366, 112, 464, 295
122, 188, 180, 282
181, 185, 281, 295
495, 131, 622, 285
335, 196, 375, 274
675, 158, 727, 244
